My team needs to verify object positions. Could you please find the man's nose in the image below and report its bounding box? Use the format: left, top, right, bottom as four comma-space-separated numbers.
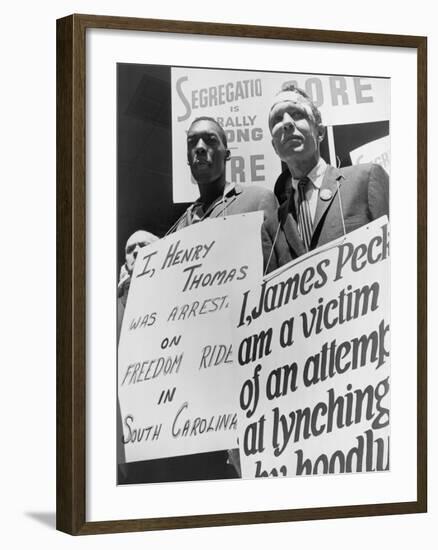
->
195, 138, 207, 152
133, 244, 140, 258
282, 112, 295, 129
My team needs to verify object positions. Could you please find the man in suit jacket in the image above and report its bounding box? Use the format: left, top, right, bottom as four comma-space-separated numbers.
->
168, 116, 280, 273
159, 116, 283, 480
124, 116, 279, 484
268, 84, 389, 265
120, 118, 280, 484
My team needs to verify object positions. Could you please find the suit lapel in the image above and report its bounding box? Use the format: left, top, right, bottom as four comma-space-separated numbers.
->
311, 165, 342, 246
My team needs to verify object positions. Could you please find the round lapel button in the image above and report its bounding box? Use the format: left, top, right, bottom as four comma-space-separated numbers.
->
320, 189, 333, 201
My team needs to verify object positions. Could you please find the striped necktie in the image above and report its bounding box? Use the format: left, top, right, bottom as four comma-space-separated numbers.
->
297, 176, 313, 251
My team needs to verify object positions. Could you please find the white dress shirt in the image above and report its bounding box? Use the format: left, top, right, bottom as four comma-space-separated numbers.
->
291, 157, 328, 224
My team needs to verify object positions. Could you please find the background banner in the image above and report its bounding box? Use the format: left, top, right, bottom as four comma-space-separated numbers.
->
171, 67, 390, 202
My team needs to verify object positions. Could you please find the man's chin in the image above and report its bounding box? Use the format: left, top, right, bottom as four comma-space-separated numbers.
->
194, 167, 216, 181
281, 148, 306, 162
191, 163, 210, 175
196, 165, 211, 173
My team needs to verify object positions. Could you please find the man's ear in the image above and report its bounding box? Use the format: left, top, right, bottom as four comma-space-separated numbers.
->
317, 124, 326, 143
225, 149, 231, 161
271, 137, 279, 155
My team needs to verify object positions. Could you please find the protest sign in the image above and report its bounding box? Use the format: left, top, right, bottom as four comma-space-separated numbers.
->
118, 212, 263, 463
231, 217, 390, 479
171, 67, 390, 202
350, 136, 391, 175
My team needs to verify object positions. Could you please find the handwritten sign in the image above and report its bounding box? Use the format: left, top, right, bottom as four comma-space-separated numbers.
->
172, 67, 390, 202
231, 218, 390, 479
118, 212, 263, 463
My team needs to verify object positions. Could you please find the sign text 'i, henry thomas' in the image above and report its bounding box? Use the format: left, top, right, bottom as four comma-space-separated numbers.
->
118, 213, 264, 463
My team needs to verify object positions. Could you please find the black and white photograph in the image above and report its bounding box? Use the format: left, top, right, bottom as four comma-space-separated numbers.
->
116, 64, 391, 486
1, 0, 432, 544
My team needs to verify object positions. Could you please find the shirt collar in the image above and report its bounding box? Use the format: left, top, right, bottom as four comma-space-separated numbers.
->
190, 181, 239, 220
291, 157, 327, 191
223, 181, 237, 196
192, 181, 238, 207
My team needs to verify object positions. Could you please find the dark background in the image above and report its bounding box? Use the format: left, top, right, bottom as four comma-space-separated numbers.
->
117, 63, 389, 268
117, 64, 189, 270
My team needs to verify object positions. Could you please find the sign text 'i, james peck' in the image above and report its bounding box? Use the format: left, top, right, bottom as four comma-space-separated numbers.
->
231, 218, 390, 479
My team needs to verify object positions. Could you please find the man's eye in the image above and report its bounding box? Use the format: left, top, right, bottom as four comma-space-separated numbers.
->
291, 110, 305, 120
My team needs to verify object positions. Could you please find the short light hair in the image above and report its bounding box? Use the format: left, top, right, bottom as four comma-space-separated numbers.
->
187, 116, 228, 148
272, 83, 322, 126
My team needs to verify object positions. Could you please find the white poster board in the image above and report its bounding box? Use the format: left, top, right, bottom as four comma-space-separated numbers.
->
231, 217, 390, 479
118, 212, 263, 462
350, 136, 391, 175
